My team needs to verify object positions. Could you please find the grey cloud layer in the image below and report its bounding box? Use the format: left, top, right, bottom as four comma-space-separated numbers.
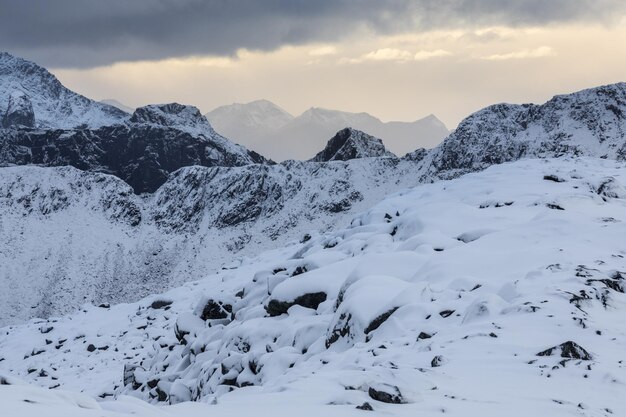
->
1, 0, 624, 67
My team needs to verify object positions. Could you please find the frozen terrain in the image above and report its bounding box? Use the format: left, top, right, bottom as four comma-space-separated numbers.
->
0, 157, 424, 326
2, 78, 626, 328
2, 157, 626, 416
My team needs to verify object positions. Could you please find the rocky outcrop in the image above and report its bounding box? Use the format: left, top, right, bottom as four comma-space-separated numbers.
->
0, 104, 267, 193
2, 90, 34, 128
310, 128, 396, 162
424, 82, 626, 180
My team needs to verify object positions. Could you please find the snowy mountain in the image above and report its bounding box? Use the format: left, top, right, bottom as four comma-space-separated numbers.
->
2, 157, 626, 417
422, 82, 626, 180
206, 101, 449, 161
310, 127, 395, 161
0, 52, 127, 128
2, 82, 626, 327
0, 103, 267, 193
206, 99, 294, 139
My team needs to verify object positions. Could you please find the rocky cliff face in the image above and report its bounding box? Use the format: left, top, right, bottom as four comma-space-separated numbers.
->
0, 103, 267, 193
310, 127, 396, 162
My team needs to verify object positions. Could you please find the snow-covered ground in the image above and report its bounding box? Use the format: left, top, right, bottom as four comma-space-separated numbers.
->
2, 157, 625, 416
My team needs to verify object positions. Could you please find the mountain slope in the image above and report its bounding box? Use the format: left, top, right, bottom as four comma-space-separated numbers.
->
2, 157, 626, 417
206, 99, 294, 138
0, 52, 127, 128
0, 157, 424, 326
206, 102, 449, 161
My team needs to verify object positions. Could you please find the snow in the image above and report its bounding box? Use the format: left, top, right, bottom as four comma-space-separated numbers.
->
0, 157, 427, 326
0, 52, 127, 128
2, 157, 626, 416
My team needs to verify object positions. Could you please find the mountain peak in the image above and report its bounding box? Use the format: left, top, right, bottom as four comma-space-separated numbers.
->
310, 127, 396, 162
0, 51, 127, 129
130, 103, 216, 136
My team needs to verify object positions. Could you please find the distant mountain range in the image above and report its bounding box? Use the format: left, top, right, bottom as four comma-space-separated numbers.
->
100, 98, 134, 114
206, 99, 449, 160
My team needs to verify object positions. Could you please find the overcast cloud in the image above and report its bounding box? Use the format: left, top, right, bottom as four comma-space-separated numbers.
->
1, 0, 625, 67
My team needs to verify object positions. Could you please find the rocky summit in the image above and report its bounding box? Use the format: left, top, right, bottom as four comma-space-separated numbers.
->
309, 127, 396, 162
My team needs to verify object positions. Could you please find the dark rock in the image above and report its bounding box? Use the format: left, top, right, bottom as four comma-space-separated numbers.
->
439, 310, 455, 318
150, 300, 173, 309
310, 128, 396, 162
123, 364, 141, 389
356, 402, 374, 411
86, 344, 96, 352
417, 332, 432, 340
368, 384, 404, 404
431, 355, 447, 367
0, 119, 267, 194
543, 174, 566, 183
325, 312, 352, 348
199, 299, 233, 321
266, 292, 327, 317
537, 341, 592, 360
546, 203, 565, 210
364, 307, 399, 334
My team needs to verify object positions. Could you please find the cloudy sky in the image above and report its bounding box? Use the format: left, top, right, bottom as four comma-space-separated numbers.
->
2, 0, 626, 127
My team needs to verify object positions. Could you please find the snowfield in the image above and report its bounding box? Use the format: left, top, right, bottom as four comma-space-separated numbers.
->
2, 157, 626, 416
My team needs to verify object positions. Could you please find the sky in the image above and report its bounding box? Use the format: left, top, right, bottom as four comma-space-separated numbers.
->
1, 0, 626, 128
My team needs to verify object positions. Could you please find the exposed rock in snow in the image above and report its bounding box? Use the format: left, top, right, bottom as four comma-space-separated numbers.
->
2, 90, 34, 128
536, 341, 592, 360
0, 105, 267, 193
129, 103, 217, 138
0, 158, 424, 325
422, 82, 626, 180
309, 128, 395, 162
0, 52, 127, 129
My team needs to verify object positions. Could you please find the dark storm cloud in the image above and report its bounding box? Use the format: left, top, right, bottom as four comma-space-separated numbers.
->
0, 0, 624, 68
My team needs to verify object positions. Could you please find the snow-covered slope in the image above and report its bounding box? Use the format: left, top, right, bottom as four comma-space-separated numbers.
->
0, 103, 267, 193
310, 128, 395, 161
0, 52, 127, 128
206, 99, 294, 142
423, 82, 626, 179
2, 82, 626, 325
3, 158, 626, 417
0, 158, 424, 326
206, 102, 449, 161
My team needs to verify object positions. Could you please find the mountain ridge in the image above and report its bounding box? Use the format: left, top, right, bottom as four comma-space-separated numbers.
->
0, 52, 127, 128
206, 100, 449, 160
